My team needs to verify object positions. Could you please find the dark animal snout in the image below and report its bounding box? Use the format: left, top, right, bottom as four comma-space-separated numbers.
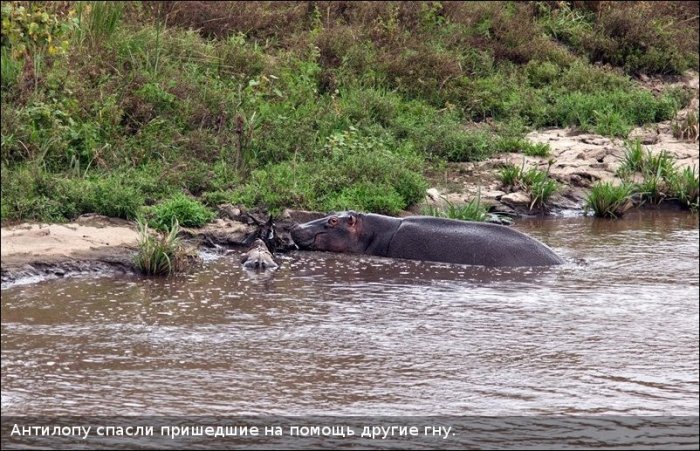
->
290, 224, 316, 249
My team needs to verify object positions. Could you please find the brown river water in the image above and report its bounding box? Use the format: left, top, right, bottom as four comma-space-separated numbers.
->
1, 211, 698, 447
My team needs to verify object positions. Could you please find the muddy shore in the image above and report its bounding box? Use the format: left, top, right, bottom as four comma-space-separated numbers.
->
0, 209, 306, 286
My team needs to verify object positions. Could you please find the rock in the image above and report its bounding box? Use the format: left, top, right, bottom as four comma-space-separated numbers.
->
426, 188, 441, 202
181, 219, 253, 246
500, 191, 531, 207
217, 203, 241, 220
485, 214, 514, 225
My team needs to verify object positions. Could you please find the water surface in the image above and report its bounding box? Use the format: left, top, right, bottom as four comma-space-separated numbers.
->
2, 211, 698, 417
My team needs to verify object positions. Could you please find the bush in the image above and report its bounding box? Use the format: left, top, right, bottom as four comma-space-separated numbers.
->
147, 193, 215, 230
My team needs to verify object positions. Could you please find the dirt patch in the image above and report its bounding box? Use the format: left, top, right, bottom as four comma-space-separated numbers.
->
423, 71, 699, 216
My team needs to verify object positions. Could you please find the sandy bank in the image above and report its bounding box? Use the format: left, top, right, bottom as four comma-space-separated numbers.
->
1, 215, 141, 285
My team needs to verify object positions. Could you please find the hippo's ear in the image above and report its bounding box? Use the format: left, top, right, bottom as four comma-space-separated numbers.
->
347, 214, 357, 226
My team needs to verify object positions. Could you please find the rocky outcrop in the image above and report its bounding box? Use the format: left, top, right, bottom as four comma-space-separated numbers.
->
423, 72, 699, 216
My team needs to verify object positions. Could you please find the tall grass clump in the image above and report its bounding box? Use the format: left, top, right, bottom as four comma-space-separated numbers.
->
498, 163, 523, 189
617, 139, 645, 176
669, 166, 700, 210
133, 218, 185, 276
0, 47, 21, 91
74, 1, 125, 47
522, 165, 558, 210
585, 182, 635, 218
635, 150, 677, 204
495, 138, 551, 157
499, 161, 558, 210
672, 110, 699, 142
423, 192, 488, 222
523, 141, 551, 157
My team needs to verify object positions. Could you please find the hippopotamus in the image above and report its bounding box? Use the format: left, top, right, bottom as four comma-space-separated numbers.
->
290, 211, 563, 267
240, 239, 278, 270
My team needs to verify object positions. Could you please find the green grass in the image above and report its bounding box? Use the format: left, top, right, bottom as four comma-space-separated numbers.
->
133, 218, 186, 276
617, 144, 679, 205
423, 192, 488, 222
498, 163, 523, 188
522, 142, 551, 157
618, 139, 646, 176
669, 166, 700, 210
494, 137, 551, 157
145, 193, 215, 231
497, 161, 558, 210
585, 182, 635, 218
0, 2, 697, 224
522, 166, 558, 210
672, 110, 699, 142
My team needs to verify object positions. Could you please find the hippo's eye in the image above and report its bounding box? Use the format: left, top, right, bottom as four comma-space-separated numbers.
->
328, 217, 338, 226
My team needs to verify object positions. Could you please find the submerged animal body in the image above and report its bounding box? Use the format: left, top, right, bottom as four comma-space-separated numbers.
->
240, 239, 278, 269
290, 211, 563, 267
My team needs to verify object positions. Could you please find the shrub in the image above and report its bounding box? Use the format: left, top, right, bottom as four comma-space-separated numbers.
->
147, 193, 215, 230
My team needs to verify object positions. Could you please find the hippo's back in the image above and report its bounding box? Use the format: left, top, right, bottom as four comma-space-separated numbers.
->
386, 216, 563, 267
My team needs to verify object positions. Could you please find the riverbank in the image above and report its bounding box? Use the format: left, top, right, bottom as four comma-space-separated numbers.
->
0, 209, 303, 285
0, 215, 138, 285
3, 2, 699, 225
423, 73, 699, 215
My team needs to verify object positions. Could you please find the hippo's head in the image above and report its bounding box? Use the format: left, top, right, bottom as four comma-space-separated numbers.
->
290, 211, 365, 253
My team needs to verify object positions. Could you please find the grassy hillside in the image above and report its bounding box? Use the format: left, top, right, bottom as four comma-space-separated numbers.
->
1, 1, 698, 224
